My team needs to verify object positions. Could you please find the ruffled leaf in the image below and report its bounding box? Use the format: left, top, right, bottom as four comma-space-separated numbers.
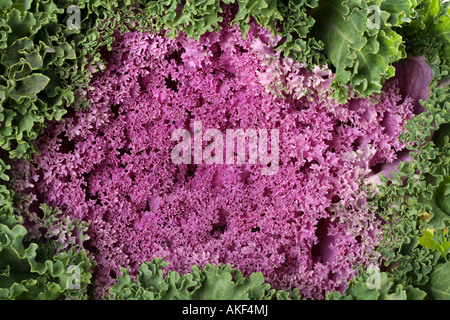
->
429, 261, 450, 300
326, 266, 427, 300
107, 258, 299, 300
310, 0, 417, 102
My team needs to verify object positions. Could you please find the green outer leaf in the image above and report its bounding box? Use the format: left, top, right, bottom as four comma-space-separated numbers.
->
421, 1, 450, 64
310, 0, 415, 102
9, 73, 49, 101
107, 259, 300, 300
399, 0, 450, 83
0, 2, 77, 159
436, 176, 450, 215
418, 228, 450, 257
326, 266, 427, 300
0, 0, 12, 11
368, 80, 449, 293
429, 261, 450, 299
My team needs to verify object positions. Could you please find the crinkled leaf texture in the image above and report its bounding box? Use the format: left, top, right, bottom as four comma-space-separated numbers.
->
12, 14, 419, 298
230, 0, 326, 66
0, 3, 77, 159
418, 228, 450, 258
0, 173, 95, 300
1, 0, 449, 301
369, 81, 450, 291
436, 176, 450, 216
326, 266, 426, 300
133, 0, 326, 67
399, 0, 450, 86
412, 86, 450, 233
107, 258, 300, 300
310, 0, 417, 102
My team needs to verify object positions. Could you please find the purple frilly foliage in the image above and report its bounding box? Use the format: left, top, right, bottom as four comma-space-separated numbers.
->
10, 14, 416, 299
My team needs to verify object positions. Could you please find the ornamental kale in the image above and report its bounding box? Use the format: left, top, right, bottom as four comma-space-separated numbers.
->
9, 10, 418, 299
1, 0, 449, 301
107, 257, 302, 300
